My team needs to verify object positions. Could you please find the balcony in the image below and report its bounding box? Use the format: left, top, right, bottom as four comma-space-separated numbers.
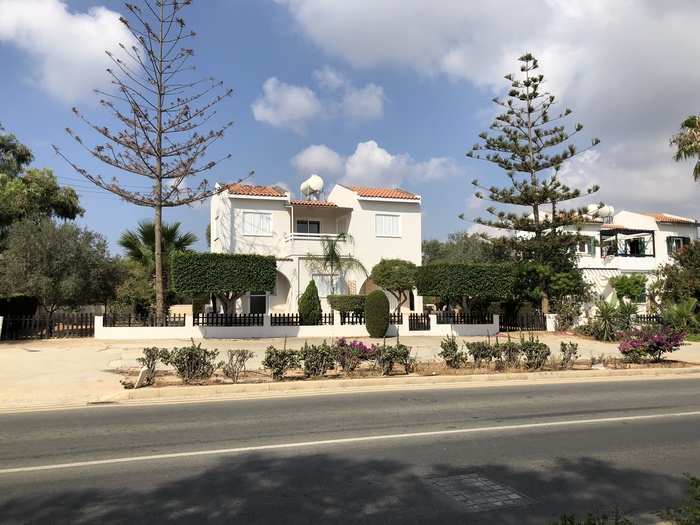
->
283, 233, 354, 258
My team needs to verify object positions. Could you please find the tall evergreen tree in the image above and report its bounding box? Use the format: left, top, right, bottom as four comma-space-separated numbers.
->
464, 53, 600, 313
56, 0, 244, 319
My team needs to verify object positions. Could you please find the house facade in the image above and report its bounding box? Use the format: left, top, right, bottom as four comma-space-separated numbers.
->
210, 182, 423, 314
571, 210, 699, 312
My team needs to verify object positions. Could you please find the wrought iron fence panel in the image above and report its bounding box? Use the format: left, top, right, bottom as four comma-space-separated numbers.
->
1, 314, 95, 340
408, 313, 430, 331
103, 314, 186, 328
498, 314, 546, 332
194, 313, 264, 327
435, 312, 494, 325
340, 312, 365, 325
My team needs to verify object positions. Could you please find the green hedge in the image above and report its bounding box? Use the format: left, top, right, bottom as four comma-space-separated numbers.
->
327, 294, 366, 313
416, 263, 514, 299
172, 252, 277, 294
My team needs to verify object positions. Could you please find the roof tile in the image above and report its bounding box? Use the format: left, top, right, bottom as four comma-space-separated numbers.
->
290, 200, 338, 207
227, 184, 287, 197
637, 212, 698, 225
342, 185, 419, 200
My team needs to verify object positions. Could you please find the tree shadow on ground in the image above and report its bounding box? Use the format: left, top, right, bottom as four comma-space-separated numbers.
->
0, 454, 686, 525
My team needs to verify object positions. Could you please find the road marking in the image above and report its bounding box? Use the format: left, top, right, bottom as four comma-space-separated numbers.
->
2, 410, 700, 475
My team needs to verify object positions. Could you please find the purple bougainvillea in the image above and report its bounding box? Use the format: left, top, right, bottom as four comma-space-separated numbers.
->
617, 326, 686, 362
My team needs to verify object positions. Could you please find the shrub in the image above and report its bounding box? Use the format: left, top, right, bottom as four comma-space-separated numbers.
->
663, 299, 700, 333
262, 341, 299, 381
371, 341, 414, 376
560, 342, 579, 370
331, 337, 371, 373
327, 294, 365, 313
298, 280, 322, 325
592, 297, 624, 342
365, 290, 390, 338
298, 340, 334, 378
161, 339, 223, 384
499, 336, 522, 368
552, 297, 584, 332
465, 340, 493, 368
222, 349, 255, 383
618, 325, 686, 363
660, 472, 700, 524
136, 347, 167, 386
520, 334, 550, 370
438, 334, 464, 368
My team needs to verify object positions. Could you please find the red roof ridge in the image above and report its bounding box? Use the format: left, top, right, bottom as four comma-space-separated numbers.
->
227, 183, 287, 197
636, 212, 698, 224
342, 185, 419, 200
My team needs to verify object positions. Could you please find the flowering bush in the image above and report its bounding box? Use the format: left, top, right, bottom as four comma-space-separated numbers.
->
617, 325, 686, 362
331, 337, 371, 373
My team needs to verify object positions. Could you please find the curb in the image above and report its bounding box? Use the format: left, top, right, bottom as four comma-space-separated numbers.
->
121, 366, 700, 402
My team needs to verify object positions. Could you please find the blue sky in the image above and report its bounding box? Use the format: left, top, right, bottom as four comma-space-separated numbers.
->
1, 0, 700, 256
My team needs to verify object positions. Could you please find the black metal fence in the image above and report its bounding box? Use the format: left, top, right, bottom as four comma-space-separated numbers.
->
499, 313, 547, 332
270, 313, 335, 326
340, 312, 364, 325
103, 314, 186, 327
194, 313, 264, 327
635, 314, 664, 325
435, 312, 494, 325
1, 314, 95, 340
408, 313, 431, 331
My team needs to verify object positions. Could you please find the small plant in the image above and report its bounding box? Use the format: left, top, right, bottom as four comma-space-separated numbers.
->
371, 340, 414, 376
331, 337, 371, 374
438, 334, 463, 368
136, 346, 167, 386
660, 472, 700, 524
298, 340, 334, 378
262, 339, 299, 381
663, 299, 700, 333
160, 339, 223, 384
560, 341, 579, 370
222, 349, 255, 383
465, 340, 493, 368
520, 333, 550, 370
618, 325, 686, 363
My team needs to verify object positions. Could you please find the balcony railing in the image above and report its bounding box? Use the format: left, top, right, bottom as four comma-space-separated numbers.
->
283, 233, 354, 257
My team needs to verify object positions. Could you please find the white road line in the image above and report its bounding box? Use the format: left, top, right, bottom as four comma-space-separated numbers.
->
3, 410, 700, 475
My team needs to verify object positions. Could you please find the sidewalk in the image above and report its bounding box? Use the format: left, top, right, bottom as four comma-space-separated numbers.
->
2, 333, 700, 410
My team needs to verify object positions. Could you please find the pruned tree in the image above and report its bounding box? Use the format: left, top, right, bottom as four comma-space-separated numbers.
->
55, 0, 246, 319
370, 258, 417, 313
670, 114, 700, 181
464, 53, 600, 313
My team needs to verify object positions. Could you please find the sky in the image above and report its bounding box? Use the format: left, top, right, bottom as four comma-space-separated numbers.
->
1, 0, 700, 256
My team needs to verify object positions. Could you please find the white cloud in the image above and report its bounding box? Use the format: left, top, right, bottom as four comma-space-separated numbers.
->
291, 144, 344, 175
251, 77, 323, 134
0, 0, 135, 103
253, 67, 384, 133
292, 140, 463, 188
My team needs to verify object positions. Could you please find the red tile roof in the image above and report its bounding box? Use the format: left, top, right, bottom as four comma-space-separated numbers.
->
638, 213, 698, 225
602, 223, 627, 229
227, 184, 287, 197
342, 186, 419, 200
290, 200, 338, 207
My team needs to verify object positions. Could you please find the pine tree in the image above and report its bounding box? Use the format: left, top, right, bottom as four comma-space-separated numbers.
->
55, 0, 246, 320
464, 53, 600, 313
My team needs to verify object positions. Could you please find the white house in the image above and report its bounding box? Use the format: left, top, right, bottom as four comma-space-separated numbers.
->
210, 180, 423, 314
571, 209, 699, 311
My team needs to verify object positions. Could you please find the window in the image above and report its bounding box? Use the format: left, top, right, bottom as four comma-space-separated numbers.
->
575, 237, 596, 255
625, 238, 646, 256
375, 214, 400, 237
312, 274, 341, 297
242, 212, 272, 236
296, 220, 320, 235
667, 236, 690, 254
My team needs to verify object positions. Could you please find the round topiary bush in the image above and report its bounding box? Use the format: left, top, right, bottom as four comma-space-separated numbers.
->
365, 290, 390, 338
298, 280, 322, 325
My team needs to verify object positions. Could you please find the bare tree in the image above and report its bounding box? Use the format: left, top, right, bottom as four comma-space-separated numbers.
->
55, 0, 245, 318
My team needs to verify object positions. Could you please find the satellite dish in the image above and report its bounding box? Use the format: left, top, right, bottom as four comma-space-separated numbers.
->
300, 174, 324, 200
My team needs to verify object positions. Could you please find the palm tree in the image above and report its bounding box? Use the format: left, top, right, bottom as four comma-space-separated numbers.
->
118, 219, 198, 289
303, 233, 368, 296
671, 115, 700, 181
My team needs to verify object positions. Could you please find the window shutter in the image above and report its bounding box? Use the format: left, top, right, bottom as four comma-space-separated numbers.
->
587, 237, 596, 255
666, 237, 674, 254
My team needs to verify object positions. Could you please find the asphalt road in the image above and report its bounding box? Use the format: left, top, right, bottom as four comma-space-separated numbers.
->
1, 377, 699, 524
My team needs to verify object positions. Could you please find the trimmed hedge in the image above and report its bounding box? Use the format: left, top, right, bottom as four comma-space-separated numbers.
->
327, 294, 366, 313
171, 252, 277, 294
416, 262, 514, 299
365, 290, 389, 338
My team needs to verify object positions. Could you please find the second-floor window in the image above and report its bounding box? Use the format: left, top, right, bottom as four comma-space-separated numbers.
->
575, 237, 596, 255
667, 236, 690, 254
242, 212, 272, 236
375, 214, 400, 237
297, 220, 320, 235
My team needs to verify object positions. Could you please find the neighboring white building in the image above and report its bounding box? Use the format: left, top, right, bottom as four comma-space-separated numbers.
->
571, 210, 699, 312
210, 181, 423, 314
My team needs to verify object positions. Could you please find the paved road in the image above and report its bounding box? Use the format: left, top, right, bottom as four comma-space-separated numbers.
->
1, 378, 699, 524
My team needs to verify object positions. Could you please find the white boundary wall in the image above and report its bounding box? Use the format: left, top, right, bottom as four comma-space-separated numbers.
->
94, 314, 500, 340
